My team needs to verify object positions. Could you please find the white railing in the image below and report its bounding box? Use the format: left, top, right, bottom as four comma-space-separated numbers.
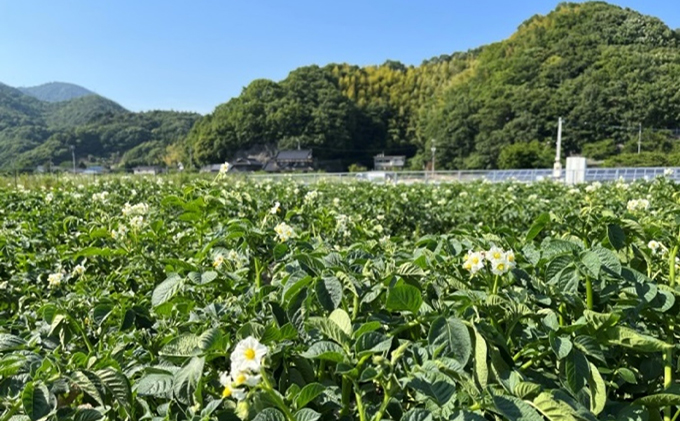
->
244, 167, 680, 184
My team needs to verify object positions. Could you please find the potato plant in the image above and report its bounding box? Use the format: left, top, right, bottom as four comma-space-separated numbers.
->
1, 174, 680, 421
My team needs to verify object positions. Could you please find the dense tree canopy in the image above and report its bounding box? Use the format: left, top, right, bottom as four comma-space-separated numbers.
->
189, 2, 680, 169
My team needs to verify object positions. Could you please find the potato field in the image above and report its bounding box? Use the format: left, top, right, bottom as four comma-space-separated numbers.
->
2, 174, 680, 421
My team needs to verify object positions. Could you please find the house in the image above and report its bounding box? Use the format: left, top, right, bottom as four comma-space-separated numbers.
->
264, 150, 314, 172
133, 166, 164, 175
200, 164, 223, 173
228, 157, 263, 172
374, 154, 406, 171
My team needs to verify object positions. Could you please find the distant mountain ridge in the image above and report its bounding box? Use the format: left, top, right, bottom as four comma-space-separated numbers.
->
18, 82, 96, 103
0, 81, 199, 170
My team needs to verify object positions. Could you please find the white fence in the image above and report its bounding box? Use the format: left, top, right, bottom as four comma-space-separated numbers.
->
244, 167, 680, 184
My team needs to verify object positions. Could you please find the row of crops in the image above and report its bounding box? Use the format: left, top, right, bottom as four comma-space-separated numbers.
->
1, 174, 680, 421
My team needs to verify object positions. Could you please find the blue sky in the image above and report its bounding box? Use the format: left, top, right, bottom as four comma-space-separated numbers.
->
0, 1, 678, 114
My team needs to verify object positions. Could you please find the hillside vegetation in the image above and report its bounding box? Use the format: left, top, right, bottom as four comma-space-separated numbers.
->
188, 2, 680, 169
0, 83, 199, 170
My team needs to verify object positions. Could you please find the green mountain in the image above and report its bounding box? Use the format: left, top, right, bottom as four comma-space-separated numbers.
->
188, 1, 680, 169
18, 82, 95, 103
0, 83, 199, 170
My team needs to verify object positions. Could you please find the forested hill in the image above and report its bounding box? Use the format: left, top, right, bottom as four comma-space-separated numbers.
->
188, 1, 680, 169
18, 82, 95, 103
0, 82, 200, 170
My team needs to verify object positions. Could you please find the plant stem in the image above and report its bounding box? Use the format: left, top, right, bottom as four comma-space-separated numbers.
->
355, 389, 367, 421
585, 276, 593, 310
254, 257, 261, 290
389, 319, 420, 337
340, 376, 351, 417
665, 245, 678, 421
372, 387, 391, 421
492, 275, 500, 295
352, 294, 360, 320
261, 371, 295, 421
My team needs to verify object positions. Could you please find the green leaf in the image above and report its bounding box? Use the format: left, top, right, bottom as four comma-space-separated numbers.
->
300, 341, 347, 363
22, 382, 53, 421
316, 276, 343, 311
135, 373, 173, 397
428, 316, 471, 366
531, 392, 579, 421
308, 317, 350, 347
526, 213, 550, 242
328, 308, 352, 336
151, 273, 184, 307
473, 327, 488, 389
617, 367, 637, 384
549, 334, 573, 360
492, 394, 544, 421
0, 333, 26, 351
295, 382, 325, 408
71, 371, 105, 406
355, 332, 392, 357
579, 251, 601, 279
402, 408, 434, 421
74, 408, 104, 421
199, 328, 223, 351
97, 368, 132, 415
591, 245, 622, 276
563, 350, 589, 396
607, 224, 626, 250
449, 410, 486, 421
294, 408, 321, 421
408, 371, 456, 406
283, 274, 313, 302
634, 393, 680, 407
173, 356, 205, 405
606, 326, 673, 352
386, 284, 423, 313
353, 321, 382, 339
253, 408, 287, 421
160, 334, 202, 357
588, 363, 606, 415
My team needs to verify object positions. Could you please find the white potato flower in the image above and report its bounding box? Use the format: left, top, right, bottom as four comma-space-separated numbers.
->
486, 246, 505, 263
270, 201, 281, 215
463, 251, 485, 274
491, 260, 510, 276
72, 264, 86, 277
627, 199, 650, 212
219, 371, 247, 401
129, 216, 145, 230
219, 162, 230, 175
213, 254, 225, 268
274, 222, 295, 242
230, 336, 268, 374
47, 272, 64, 288
665, 168, 674, 176
648, 240, 662, 254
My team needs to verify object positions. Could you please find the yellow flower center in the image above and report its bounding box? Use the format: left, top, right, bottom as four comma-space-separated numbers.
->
493, 252, 501, 259
472, 257, 479, 264
244, 348, 256, 360
222, 386, 232, 398
507, 255, 514, 262
234, 373, 247, 385
497, 263, 505, 270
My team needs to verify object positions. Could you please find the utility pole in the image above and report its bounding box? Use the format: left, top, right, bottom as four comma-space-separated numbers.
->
431, 139, 436, 173
70, 145, 76, 174
553, 117, 563, 178
638, 123, 642, 154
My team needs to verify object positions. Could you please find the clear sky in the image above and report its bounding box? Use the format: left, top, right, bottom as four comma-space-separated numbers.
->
0, 1, 678, 114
